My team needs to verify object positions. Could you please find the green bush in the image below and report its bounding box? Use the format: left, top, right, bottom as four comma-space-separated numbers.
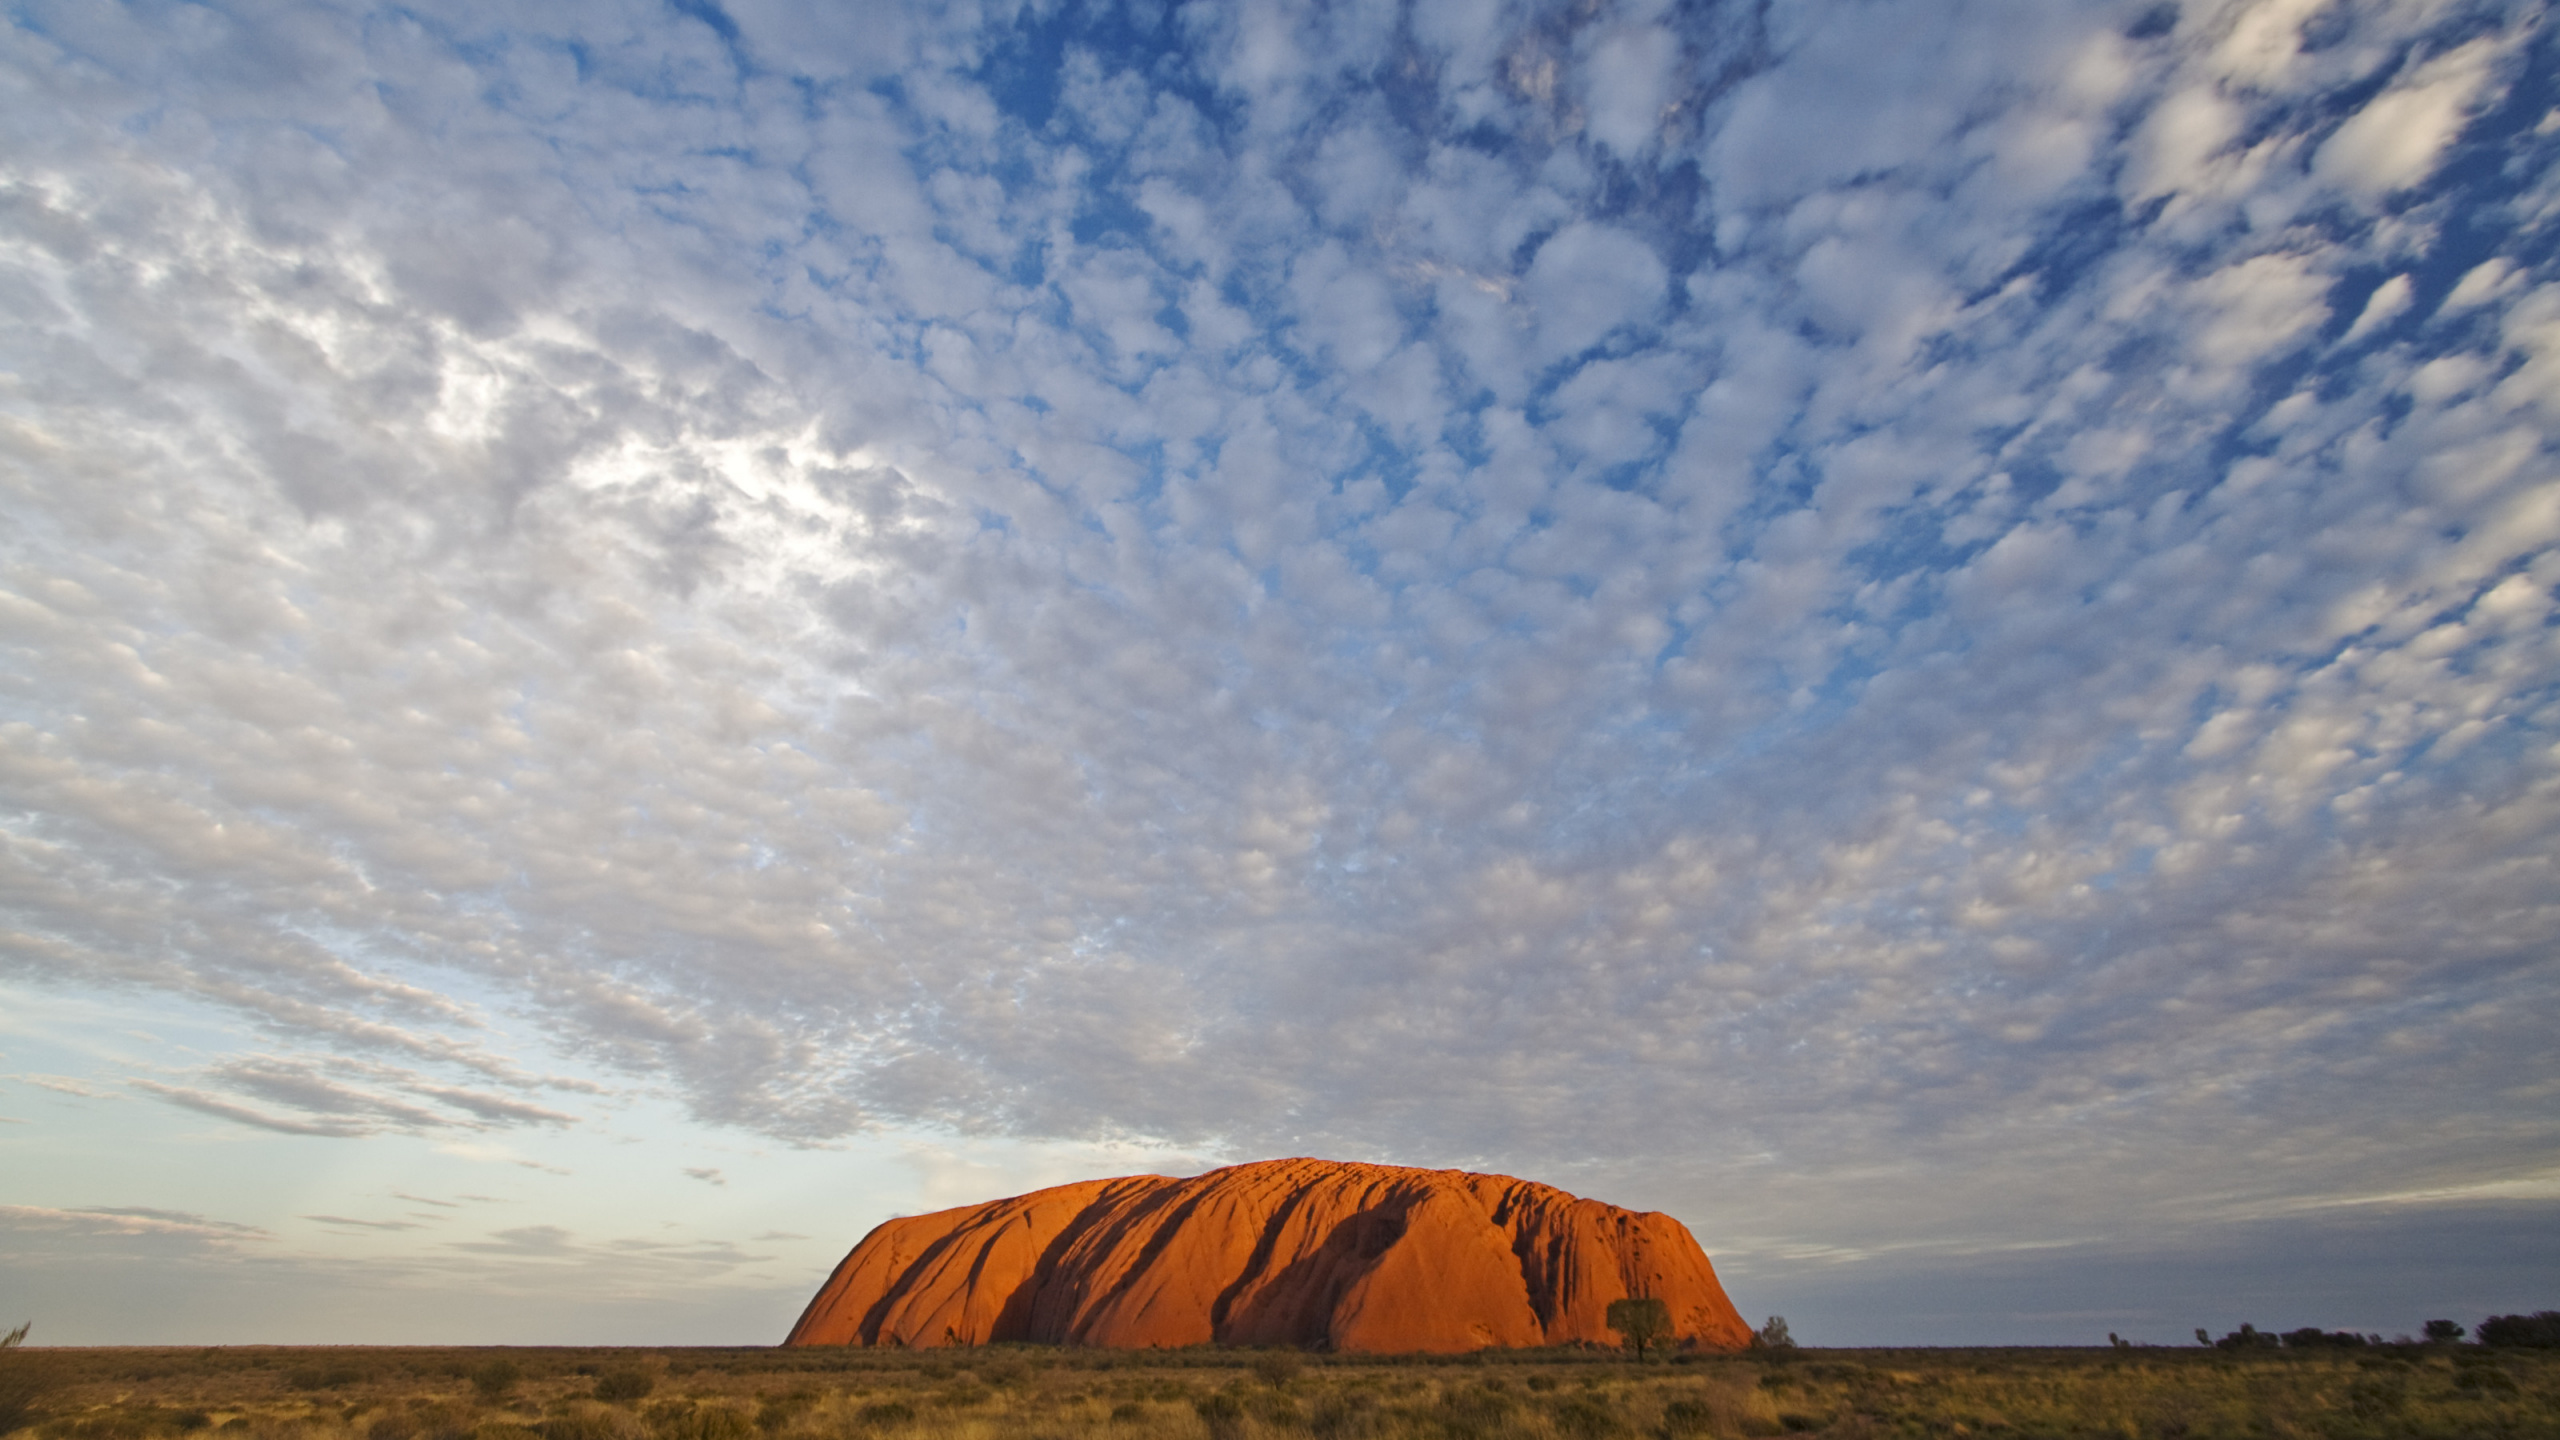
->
471, 1362, 524, 1402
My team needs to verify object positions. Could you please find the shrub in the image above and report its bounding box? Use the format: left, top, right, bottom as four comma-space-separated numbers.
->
2346, 1375, 2406, 1420
592, 1372, 654, 1405
1658, 1399, 1713, 1437
544, 1415, 620, 1440
471, 1361, 524, 1402
848, 1403, 912, 1430
1551, 1397, 1623, 1440
2477, 1311, 2560, 1348
654, 1408, 751, 1440
47, 1409, 168, 1440
2277, 1328, 2366, 1349
1191, 1392, 1244, 1440
1440, 1383, 1515, 1437
0, 1342, 62, 1437
2208, 1324, 2279, 1351
1751, 1317, 1794, 1352
752, 1393, 814, 1436
1307, 1393, 1373, 1440
1252, 1352, 1303, 1389
2452, 1363, 2520, 1396
2422, 1319, 2466, 1343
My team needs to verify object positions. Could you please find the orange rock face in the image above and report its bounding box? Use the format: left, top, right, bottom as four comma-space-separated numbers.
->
784, 1158, 1753, 1354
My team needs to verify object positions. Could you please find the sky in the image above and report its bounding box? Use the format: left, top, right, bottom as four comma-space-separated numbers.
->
1, 0, 2556, 1350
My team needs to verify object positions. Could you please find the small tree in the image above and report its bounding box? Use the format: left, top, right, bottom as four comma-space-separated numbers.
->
2423, 1319, 2466, 1344
1755, 1315, 1795, 1350
1605, 1297, 1672, 1360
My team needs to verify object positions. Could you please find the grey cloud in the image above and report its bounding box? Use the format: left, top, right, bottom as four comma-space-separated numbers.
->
406, 1083, 578, 1127
0, 1203, 272, 1251
10, 1073, 113, 1097
443, 1222, 775, 1278
122, 1051, 584, 1138
302, 1214, 427, 1231
128, 1081, 373, 1138
212, 1058, 455, 1129
454, 1225, 577, 1256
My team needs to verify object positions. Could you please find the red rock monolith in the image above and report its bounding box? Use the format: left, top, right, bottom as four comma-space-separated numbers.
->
783, 1157, 1752, 1353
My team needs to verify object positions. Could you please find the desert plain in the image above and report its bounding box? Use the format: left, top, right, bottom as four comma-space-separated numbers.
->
3, 1340, 2557, 1440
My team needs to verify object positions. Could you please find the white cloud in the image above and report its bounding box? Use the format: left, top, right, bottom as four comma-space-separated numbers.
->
0, 0, 2554, 1343
1524, 221, 1666, 363
2314, 38, 2503, 199
2190, 252, 2331, 368
1577, 22, 1678, 158
2342, 273, 2413, 343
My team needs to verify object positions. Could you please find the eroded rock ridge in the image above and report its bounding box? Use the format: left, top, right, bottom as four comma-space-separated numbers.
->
784, 1157, 1752, 1353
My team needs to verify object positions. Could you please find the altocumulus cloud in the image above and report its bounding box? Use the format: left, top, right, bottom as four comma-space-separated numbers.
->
1, 0, 2557, 1299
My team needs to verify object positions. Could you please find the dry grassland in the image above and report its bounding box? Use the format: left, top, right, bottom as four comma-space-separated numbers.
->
2, 1343, 2554, 1440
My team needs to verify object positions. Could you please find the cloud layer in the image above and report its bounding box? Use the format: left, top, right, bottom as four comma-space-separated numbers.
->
3, 0, 2557, 1290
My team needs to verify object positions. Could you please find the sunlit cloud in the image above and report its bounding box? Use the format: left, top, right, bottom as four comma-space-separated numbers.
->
0, 0, 2553, 1344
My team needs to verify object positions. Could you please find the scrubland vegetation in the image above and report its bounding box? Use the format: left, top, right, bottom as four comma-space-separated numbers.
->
0, 1338, 2553, 1440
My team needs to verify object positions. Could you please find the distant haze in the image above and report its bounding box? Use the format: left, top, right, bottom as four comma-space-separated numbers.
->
1, 0, 2555, 1346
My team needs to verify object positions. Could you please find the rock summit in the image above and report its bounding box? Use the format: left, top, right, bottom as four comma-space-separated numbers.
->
784, 1157, 1752, 1353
